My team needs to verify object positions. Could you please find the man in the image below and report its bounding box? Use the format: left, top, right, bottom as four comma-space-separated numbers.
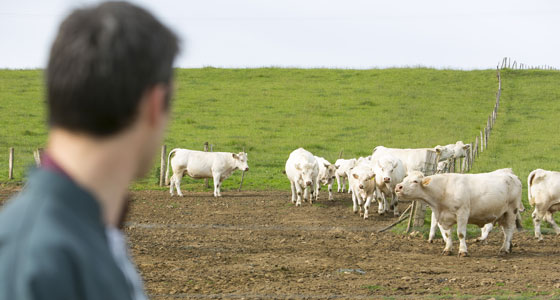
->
0, 2, 179, 299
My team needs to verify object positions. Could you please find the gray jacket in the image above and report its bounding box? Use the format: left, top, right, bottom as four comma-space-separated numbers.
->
0, 169, 135, 300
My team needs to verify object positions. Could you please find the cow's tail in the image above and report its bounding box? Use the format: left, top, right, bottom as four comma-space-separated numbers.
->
527, 169, 540, 207
165, 148, 179, 186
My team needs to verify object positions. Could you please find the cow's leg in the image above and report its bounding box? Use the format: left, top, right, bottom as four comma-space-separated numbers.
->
351, 189, 358, 214
304, 185, 311, 204
346, 178, 351, 194
295, 184, 303, 207
328, 182, 334, 201
532, 209, 543, 241
173, 172, 184, 197
544, 211, 560, 235
315, 183, 320, 200
357, 193, 364, 217
363, 194, 373, 219
169, 174, 175, 196
457, 214, 469, 257
428, 211, 438, 243
477, 223, 493, 242
499, 211, 516, 254
391, 192, 400, 217
440, 225, 453, 255
290, 181, 297, 203
336, 174, 342, 193
212, 174, 221, 197
377, 191, 386, 215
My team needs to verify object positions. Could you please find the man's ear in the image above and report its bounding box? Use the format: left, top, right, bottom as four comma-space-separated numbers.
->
353, 174, 359, 179
422, 177, 432, 186
144, 84, 169, 128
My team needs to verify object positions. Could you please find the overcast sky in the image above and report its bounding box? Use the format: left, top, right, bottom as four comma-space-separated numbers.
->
1, 0, 559, 69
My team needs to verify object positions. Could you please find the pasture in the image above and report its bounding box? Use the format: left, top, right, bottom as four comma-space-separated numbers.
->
2, 68, 560, 298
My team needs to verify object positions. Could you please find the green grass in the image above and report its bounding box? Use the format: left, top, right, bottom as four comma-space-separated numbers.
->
2, 67, 560, 229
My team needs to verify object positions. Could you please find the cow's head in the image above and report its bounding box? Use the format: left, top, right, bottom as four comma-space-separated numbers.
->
351, 168, 375, 190
395, 171, 430, 200
377, 156, 399, 184
323, 163, 338, 184
452, 141, 470, 158
232, 152, 249, 171
434, 145, 454, 161
296, 162, 316, 186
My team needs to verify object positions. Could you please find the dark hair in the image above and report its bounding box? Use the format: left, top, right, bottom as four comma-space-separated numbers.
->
46, 1, 179, 136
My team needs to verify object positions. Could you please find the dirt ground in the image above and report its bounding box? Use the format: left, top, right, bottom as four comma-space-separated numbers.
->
3, 187, 560, 299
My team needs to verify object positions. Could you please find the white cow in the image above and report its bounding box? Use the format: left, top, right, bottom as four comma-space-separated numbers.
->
528, 169, 560, 241
395, 169, 523, 256
434, 141, 470, 161
348, 161, 376, 219
285, 148, 320, 206
314, 156, 338, 201
372, 146, 437, 175
373, 154, 406, 216
334, 158, 357, 193
166, 149, 249, 197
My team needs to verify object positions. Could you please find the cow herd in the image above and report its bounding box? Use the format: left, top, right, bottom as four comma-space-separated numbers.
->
165, 144, 560, 257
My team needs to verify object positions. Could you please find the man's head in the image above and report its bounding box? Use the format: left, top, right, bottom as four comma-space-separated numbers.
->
46, 1, 179, 177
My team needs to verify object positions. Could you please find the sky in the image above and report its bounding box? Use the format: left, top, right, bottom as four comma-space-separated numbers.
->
0, 0, 559, 69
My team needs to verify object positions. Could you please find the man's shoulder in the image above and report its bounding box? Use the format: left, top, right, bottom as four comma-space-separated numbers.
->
0, 170, 132, 300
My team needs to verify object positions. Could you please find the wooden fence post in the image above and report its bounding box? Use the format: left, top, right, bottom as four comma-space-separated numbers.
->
159, 145, 166, 187
338, 150, 343, 159
484, 127, 488, 149
480, 131, 484, 152
8, 148, 14, 180
238, 146, 246, 192
33, 149, 42, 167
204, 142, 209, 188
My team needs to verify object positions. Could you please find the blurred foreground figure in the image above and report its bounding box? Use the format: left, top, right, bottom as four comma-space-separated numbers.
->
0, 2, 179, 299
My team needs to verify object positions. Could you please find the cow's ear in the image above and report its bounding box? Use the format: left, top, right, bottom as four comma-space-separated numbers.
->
369, 173, 376, 180
353, 174, 359, 179
422, 177, 432, 186
323, 163, 330, 168
232, 153, 239, 159
463, 145, 470, 150
335, 165, 340, 169
435, 146, 442, 154
295, 163, 302, 170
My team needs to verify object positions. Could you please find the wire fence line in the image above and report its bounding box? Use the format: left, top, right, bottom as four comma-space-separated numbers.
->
498, 57, 558, 71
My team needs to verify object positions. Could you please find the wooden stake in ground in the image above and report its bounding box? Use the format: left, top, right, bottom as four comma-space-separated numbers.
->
378, 204, 413, 233
238, 147, 246, 192
33, 148, 44, 167
8, 147, 14, 180
159, 145, 166, 187
406, 200, 417, 233
204, 142, 209, 188
338, 150, 343, 159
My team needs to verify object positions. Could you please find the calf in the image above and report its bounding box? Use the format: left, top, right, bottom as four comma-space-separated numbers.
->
166, 149, 249, 197
285, 148, 319, 206
314, 156, 337, 201
396, 169, 523, 256
528, 169, 560, 241
348, 162, 376, 219
373, 154, 405, 216
334, 158, 357, 193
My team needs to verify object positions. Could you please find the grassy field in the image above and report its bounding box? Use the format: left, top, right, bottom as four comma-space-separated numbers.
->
1, 68, 560, 227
